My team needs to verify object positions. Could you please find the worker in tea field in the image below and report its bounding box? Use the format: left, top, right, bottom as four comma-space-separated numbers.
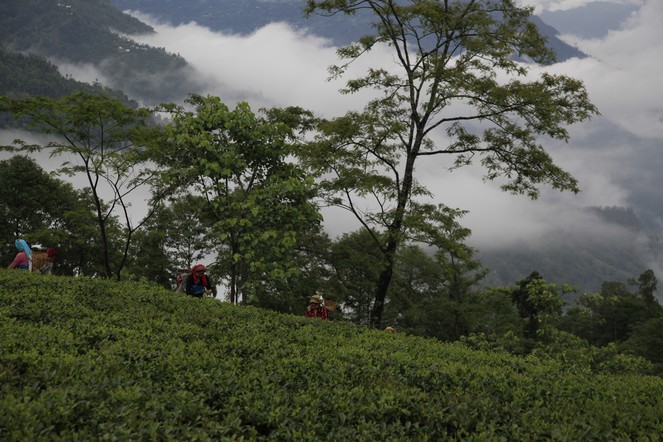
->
306, 293, 329, 319
42, 247, 57, 274
185, 263, 217, 298
31, 247, 57, 274
8, 239, 32, 270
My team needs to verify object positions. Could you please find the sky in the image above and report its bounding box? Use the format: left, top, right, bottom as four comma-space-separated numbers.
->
5, 0, 662, 281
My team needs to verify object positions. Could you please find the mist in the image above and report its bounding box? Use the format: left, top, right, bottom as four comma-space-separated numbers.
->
5, 0, 662, 292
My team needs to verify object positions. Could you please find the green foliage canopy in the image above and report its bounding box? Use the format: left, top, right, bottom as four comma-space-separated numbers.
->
0, 155, 102, 274
302, 0, 599, 327
154, 95, 323, 304
0, 92, 164, 279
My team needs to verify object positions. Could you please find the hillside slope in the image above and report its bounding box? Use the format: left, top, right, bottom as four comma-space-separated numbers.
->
0, 46, 134, 103
0, 0, 203, 104
477, 206, 660, 297
1, 271, 661, 440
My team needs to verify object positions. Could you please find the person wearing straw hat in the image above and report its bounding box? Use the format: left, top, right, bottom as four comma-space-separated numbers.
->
305, 293, 329, 319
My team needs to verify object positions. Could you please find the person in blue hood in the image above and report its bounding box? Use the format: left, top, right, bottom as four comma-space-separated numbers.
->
8, 239, 32, 270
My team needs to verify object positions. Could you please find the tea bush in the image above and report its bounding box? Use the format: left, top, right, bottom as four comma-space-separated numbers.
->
1, 270, 661, 440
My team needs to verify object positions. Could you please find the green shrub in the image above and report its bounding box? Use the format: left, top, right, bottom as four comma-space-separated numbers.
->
1, 270, 662, 440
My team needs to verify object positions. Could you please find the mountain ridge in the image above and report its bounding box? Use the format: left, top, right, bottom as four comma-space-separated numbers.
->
109, 0, 586, 61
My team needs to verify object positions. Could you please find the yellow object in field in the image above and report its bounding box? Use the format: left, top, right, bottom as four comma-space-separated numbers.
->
309, 293, 336, 310
31, 252, 54, 274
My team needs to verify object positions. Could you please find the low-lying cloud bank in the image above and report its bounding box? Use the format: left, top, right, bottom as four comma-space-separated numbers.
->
17, 1, 661, 289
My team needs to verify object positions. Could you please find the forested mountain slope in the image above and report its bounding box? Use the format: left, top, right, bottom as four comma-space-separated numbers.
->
0, 46, 133, 102
0, 0, 203, 104
478, 206, 657, 295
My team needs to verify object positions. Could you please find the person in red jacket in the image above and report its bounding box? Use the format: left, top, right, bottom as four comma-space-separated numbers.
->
305, 294, 329, 319
185, 264, 217, 298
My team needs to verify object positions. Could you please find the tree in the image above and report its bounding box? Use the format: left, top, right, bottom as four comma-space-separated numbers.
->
406, 204, 485, 302
511, 271, 569, 341
631, 269, 659, 307
522, 278, 568, 341
620, 317, 663, 376
597, 281, 651, 344
0, 154, 105, 274
254, 228, 335, 315
153, 95, 323, 304
0, 92, 164, 279
557, 292, 614, 346
328, 206, 483, 330
0, 155, 61, 240
559, 274, 661, 347
384, 205, 485, 336
330, 229, 386, 324
511, 271, 544, 337
304, 0, 599, 327
126, 194, 216, 288
56, 188, 117, 276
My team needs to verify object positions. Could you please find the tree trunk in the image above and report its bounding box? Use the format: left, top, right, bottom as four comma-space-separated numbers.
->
230, 268, 237, 304
369, 245, 395, 329
369, 140, 420, 328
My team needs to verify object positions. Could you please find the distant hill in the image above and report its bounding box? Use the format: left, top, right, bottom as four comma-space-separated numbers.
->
110, 0, 586, 61
540, 1, 640, 39
477, 206, 658, 297
0, 0, 204, 104
0, 45, 133, 102
0, 45, 139, 127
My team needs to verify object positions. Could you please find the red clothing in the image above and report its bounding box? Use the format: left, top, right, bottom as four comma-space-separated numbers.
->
8, 251, 29, 270
185, 268, 216, 298
306, 304, 328, 319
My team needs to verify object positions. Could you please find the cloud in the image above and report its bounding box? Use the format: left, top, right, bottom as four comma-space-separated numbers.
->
51, 59, 112, 87
120, 3, 662, 141
519, 0, 643, 14
125, 12, 387, 116
100, 3, 662, 260
548, 1, 663, 140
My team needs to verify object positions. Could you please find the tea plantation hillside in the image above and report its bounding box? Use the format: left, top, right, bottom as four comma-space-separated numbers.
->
1, 270, 662, 440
